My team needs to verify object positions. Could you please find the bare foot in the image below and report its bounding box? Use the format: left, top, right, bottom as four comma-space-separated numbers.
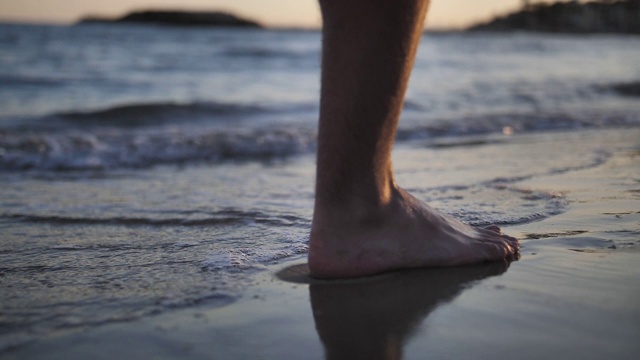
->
308, 186, 519, 278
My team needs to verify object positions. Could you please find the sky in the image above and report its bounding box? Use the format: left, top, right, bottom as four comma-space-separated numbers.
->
0, 0, 579, 29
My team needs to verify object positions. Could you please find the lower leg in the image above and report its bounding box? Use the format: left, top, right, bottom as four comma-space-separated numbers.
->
309, 0, 519, 278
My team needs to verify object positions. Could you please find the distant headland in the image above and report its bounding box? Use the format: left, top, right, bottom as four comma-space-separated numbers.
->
468, 0, 639, 34
78, 10, 262, 28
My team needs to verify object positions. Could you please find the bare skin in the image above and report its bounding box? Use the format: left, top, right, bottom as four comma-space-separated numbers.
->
308, 0, 519, 279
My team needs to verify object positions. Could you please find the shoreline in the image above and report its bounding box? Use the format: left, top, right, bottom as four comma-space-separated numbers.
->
3, 128, 639, 359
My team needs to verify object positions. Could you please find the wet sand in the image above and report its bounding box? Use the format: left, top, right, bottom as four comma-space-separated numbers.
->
4, 128, 639, 360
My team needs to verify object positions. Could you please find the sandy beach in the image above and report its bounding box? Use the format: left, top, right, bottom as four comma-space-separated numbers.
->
3, 128, 638, 359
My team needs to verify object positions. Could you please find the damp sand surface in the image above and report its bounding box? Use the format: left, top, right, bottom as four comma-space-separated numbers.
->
3, 128, 639, 360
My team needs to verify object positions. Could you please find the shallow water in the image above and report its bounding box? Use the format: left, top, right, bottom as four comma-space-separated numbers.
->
2, 129, 636, 350
1, 23, 640, 351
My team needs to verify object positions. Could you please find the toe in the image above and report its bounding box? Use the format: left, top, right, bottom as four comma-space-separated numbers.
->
480, 241, 512, 262
476, 232, 519, 262
483, 224, 502, 233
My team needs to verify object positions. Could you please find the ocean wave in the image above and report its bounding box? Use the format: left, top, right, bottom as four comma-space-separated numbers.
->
1, 210, 309, 227
397, 111, 640, 141
222, 46, 313, 59
0, 74, 65, 87
0, 126, 316, 171
53, 101, 270, 126
1, 110, 638, 171
596, 80, 640, 98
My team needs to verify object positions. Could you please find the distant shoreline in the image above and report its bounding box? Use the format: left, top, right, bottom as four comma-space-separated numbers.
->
468, 0, 640, 34
78, 10, 263, 28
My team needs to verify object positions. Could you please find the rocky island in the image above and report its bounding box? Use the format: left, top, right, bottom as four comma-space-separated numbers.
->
468, 0, 639, 34
79, 10, 262, 28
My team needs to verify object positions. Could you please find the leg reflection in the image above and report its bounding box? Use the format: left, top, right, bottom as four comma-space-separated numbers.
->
309, 263, 509, 360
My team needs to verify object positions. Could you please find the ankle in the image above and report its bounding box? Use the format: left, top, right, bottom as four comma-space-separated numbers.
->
314, 175, 400, 216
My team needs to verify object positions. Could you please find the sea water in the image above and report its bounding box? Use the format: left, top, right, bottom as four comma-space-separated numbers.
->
1, 23, 639, 349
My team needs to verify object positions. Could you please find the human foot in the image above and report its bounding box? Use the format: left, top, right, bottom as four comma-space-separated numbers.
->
308, 186, 519, 278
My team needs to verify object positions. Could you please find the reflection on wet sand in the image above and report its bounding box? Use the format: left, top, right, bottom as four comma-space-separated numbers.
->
278, 262, 509, 360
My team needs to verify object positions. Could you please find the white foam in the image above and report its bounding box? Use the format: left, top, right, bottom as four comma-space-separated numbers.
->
202, 243, 308, 272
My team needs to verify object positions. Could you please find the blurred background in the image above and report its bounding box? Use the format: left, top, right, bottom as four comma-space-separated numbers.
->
0, 0, 618, 29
